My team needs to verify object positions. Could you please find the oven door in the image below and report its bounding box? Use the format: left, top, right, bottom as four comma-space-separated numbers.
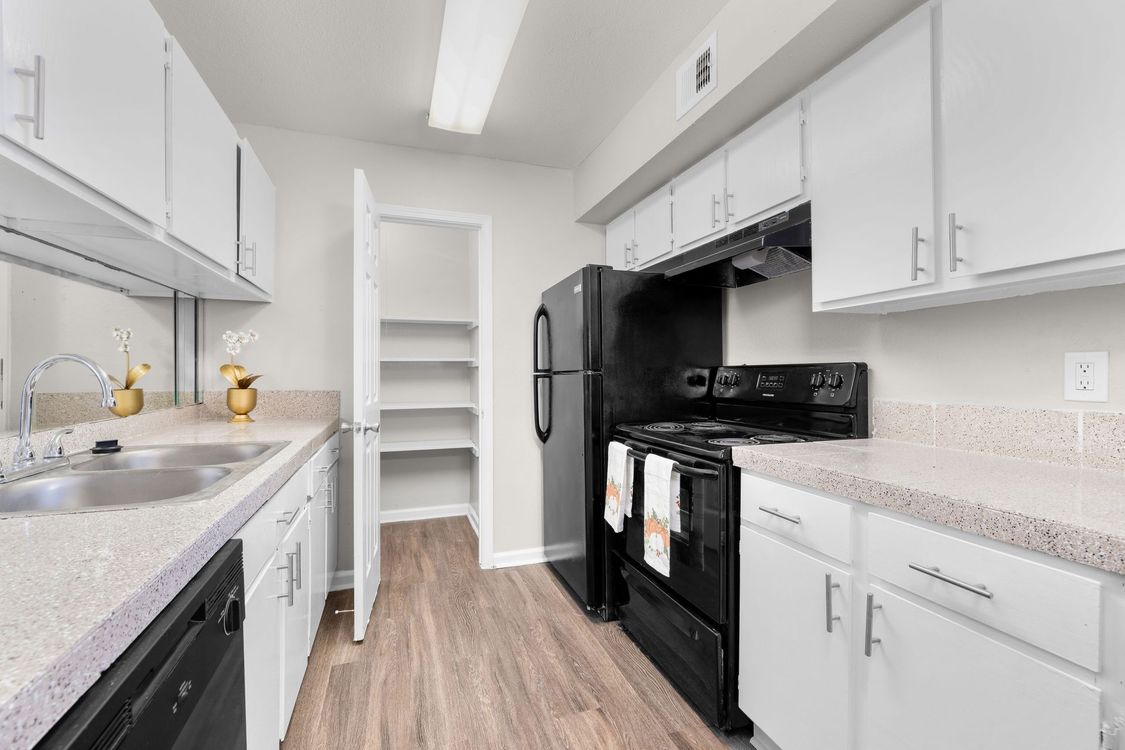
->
615, 442, 728, 624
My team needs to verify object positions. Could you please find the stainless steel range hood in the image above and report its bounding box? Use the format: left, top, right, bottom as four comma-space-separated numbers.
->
648, 202, 811, 288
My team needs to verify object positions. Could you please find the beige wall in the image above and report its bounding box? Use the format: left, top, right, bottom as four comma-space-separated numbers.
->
725, 272, 1125, 410
205, 125, 604, 568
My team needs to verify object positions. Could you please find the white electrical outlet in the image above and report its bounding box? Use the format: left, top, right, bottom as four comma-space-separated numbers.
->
1065, 351, 1109, 402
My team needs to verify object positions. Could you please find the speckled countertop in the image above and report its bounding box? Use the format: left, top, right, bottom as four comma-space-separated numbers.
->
0, 417, 337, 750
734, 439, 1125, 577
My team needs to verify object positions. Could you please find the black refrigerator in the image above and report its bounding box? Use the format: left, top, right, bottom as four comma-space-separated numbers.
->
533, 265, 722, 617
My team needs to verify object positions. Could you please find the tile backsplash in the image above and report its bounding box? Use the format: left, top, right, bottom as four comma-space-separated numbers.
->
873, 399, 1125, 472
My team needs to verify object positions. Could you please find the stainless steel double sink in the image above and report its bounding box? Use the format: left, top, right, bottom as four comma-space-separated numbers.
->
0, 442, 288, 517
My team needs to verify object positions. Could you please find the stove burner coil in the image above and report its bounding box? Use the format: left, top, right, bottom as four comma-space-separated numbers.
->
754, 434, 806, 444
685, 421, 727, 431
706, 437, 761, 446
644, 422, 685, 433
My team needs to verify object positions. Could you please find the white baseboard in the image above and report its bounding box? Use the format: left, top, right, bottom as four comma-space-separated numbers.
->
489, 546, 547, 569
330, 568, 353, 592
380, 503, 469, 524
466, 503, 480, 536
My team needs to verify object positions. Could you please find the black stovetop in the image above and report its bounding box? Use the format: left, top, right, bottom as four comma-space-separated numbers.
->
616, 419, 847, 461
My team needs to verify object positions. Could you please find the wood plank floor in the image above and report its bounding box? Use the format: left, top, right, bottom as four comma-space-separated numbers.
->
282, 517, 755, 749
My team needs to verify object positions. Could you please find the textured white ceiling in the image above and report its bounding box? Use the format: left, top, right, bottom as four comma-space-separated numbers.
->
151, 0, 728, 168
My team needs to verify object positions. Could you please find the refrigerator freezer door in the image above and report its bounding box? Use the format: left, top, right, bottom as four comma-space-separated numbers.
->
540, 267, 599, 373
543, 371, 603, 609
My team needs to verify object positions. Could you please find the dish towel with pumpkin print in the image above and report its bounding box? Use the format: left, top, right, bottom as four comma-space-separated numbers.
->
643, 453, 675, 577
604, 441, 633, 533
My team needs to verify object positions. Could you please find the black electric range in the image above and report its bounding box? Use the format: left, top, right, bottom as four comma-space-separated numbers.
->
606, 363, 868, 732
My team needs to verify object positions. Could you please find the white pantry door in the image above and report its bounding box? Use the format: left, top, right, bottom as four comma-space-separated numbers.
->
352, 169, 382, 641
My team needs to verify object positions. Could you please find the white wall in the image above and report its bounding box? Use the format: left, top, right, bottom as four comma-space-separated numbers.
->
205, 125, 604, 567
726, 272, 1125, 410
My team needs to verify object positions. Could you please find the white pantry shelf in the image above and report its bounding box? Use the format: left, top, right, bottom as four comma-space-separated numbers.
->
381, 317, 477, 329
380, 357, 477, 364
382, 402, 479, 413
380, 439, 479, 457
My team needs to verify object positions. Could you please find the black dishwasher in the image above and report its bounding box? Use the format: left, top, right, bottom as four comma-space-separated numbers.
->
37, 540, 246, 750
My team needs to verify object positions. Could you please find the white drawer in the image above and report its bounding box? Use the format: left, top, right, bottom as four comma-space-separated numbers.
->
237, 467, 310, 580
868, 514, 1101, 670
308, 433, 340, 494
740, 472, 853, 564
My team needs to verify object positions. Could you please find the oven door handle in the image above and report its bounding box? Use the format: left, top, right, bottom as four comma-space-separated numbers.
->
623, 447, 718, 479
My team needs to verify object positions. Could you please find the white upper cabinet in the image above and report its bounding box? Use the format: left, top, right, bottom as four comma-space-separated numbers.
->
940, 0, 1125, 278
605, 208, 635, 270
811, 6, 935, 305
632, 185, 673, 267
238, 140, 277, 295
673, 149, 726, 251
0, 0, 167, 226
725, 97, 805, 227
167, 38, 238, 270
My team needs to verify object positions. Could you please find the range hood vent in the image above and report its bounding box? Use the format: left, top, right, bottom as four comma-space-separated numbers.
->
649, 202, 811, 288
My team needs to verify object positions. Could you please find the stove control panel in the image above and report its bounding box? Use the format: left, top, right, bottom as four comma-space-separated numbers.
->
713, 363, 867, 407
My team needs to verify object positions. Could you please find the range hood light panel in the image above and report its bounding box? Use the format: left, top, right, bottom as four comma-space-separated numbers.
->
428, 0, 530, 135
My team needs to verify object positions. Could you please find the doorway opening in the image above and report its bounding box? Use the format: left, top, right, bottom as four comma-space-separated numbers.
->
374, 205, 494, 568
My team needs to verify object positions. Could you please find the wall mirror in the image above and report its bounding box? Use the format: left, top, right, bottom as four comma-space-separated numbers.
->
0, 249, 200, 435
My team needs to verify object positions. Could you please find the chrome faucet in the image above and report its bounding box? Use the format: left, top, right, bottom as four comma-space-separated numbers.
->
9, 354, 116, 474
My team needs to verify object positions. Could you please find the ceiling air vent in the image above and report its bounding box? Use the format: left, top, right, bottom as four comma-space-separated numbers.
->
676, 32, 717, 120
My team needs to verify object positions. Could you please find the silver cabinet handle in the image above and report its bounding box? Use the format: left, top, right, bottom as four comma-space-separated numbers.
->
320, 481, 335, 511
274, 553, 296, 606
711, 194, 720, 228
14, 55, 45, 139
911, 226, 925, 281
294, 541, 303, 590
238, 235, 257, 276
757, 505, 801, 525
623, 241, 632, 268
864, 593, 882, 657
725, 192, 735, 220
948, 213, 964, 272
908, 563, 993, 599
825, 574, 842, 633
275, 510, 296, 525
631, 240, 638, 267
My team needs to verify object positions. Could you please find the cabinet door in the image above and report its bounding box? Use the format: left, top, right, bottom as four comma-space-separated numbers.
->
605, 209, 634, 270
168, 38, 238, 269
940, 0, 1125, 276
308, 479, 328, 654
238, 140, 277, 294
811, 6, 935, 304
244, 559, 282, 750
326, 463, 339, 592
633, 185, 673, 267
0, 0, 167, 225
725, 97, 804, 227
863, 587, 1100, 750
739, 527, 851, 750
673, 150, 726, 250
279, 503, 310, 739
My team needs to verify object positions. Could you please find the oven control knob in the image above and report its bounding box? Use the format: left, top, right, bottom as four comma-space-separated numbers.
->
827, 373, 845, 389
717, 374, 729, 386
731, 373, 741, 386
810, 372, 826, 389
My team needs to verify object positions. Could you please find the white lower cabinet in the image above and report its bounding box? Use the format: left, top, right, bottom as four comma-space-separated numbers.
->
738, 471, 1112, 750
739, 526, 851, 750
862, 587, 1100, 750
237, 434, 337, 749
243, 557, 282, 750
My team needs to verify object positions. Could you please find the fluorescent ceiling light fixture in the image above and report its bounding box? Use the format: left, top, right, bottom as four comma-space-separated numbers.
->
428, 0, 529, 135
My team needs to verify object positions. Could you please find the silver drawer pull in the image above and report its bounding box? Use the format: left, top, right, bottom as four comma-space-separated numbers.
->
825, 574, 841, 633
909, 563, 993, 599
14, 55, 45, 139
864, 593, 882, 657
274, 554, 296, 606
758, 506, 801, 525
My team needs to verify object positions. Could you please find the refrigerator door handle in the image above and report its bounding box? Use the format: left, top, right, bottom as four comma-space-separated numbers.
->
533, 373, 551, 442
532, 303, 551, 374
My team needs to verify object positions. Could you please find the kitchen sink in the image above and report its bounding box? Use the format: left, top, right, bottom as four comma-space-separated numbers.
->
0, 467, 232, 515
73, 442, 278, 471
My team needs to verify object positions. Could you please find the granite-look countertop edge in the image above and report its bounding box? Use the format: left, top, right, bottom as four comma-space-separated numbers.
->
0, 418, 337, 750
733, 440, 1125, 577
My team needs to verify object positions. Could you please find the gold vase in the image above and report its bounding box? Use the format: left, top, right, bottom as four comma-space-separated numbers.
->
227, 387, 258, 423
108, 388, 144, 417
